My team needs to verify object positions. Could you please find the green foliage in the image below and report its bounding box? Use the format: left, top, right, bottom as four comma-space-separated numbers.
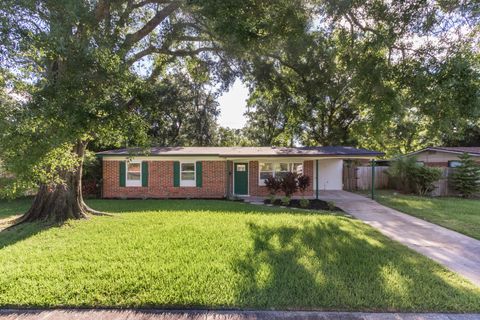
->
373, 191, 480, 240
387, 157, 419, 192
267, 193, 277, 204
327, 201, 336, 211
241, 2, 480, 156
453, 153, 480, 198
136, 72, 220, 147
410, 166, 442, 196
213, 127, 254, 147
299, 198, 309, 208
0, 198, 480, 310
280, 196, 291, 206
0, 0, 306, 199
388, 157, 441, 195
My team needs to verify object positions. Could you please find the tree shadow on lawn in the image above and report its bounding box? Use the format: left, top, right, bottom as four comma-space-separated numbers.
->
0, 221, 53, 250
231, 219, 480, 312
0, 197, 33, 219
87, 199, 341, 216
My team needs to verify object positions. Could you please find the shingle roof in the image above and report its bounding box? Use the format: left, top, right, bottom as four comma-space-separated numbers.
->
429, 147, 480, 155
410, 146, 480, 156
97, 146, 384, 157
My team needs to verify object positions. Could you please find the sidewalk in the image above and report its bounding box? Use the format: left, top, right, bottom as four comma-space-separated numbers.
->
0, 309, 479, 320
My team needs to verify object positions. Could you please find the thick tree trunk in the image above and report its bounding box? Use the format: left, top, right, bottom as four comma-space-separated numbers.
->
19, 141, 101, 223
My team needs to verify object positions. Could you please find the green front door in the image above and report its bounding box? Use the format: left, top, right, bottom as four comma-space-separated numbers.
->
234, 163, 248, 195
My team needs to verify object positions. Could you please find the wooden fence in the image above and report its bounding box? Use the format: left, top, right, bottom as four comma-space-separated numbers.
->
343, 165, 390, 191
344, 165, 468, 196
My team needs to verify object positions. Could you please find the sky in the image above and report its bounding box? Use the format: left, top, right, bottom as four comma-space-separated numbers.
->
217, 80, 249, 129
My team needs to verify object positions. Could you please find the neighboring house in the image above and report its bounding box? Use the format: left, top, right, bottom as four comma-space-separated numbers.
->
406, 147, 480, 167
97, 146, 383, 199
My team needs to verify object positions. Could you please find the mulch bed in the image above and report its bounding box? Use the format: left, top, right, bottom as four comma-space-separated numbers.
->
264, 198, 343, 212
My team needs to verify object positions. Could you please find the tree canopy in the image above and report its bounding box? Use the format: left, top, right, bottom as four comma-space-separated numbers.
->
0, 0, 479, 221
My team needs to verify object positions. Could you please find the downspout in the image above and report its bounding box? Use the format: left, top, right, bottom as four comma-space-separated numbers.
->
371, 159, 376, 200
316, 159, 319, 199
226, 160, 231, 199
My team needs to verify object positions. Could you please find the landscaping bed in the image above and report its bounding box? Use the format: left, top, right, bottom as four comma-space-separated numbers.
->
264, 198, 343, 212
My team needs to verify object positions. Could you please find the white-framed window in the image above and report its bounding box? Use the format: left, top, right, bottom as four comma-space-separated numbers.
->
259, 161, 304, 185
180, 161, 196, 187
259, 162, 274, 181
126, 161, 142, 187
448, 160, 462, 168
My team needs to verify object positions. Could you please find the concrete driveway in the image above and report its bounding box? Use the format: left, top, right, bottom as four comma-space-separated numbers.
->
318, 191, 480, 287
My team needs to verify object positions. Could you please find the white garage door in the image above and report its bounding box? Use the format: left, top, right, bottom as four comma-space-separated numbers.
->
316, 159, 343, 190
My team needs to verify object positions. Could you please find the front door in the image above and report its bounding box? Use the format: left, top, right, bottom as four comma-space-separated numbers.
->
234, 163, 248, 195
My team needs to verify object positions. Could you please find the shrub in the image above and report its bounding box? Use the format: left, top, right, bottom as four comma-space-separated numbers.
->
297, 175, 310, 194
280, 172, 298, 197
267, 193, 276, 204
387, 156, 441, 195
452, 153, 480, 198
386, 157, 418, 192
281, 196, 291, 206
410, 166, 442, 196
327, 201, 336, 211
264, 175, 281, 195
299, 198, 310, 208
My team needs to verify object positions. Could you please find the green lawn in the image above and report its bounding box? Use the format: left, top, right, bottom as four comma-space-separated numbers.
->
0, 197, 32, 219
371, 191, 480, 240
0, 199, 479, 311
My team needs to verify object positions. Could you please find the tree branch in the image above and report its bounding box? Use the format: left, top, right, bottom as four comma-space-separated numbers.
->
127, 45, 219, 64
121, 1, 182, 50
94, 0, 110, 23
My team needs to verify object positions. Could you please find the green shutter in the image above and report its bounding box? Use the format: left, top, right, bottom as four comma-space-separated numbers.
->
142, 161, 149, 187
196, 161, 203, 187
173, 161, 180, 187
119, 161, 126, 187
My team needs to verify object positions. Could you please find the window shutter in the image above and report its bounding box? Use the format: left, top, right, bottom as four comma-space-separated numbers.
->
119, 161, 126, 187
173, 161, 180, 187
196, 161, 203, 187
142, 161, 149, 187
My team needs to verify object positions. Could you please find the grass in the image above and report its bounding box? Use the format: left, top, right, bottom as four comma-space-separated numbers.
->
369, 190, 480, 240
0, 199, 479, 311
0, 197, 32, 219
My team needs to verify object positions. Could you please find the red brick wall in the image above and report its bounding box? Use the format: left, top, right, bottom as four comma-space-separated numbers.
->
425, 162, 448, 167
248, 160, 314, 197
102, 160, 227, 198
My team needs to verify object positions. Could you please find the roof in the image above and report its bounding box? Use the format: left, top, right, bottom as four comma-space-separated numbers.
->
408, 146, 480, 157
96, 146, 384, 158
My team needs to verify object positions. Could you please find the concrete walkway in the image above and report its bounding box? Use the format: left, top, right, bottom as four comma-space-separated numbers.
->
0, 309, 479, 320
317, 191, 480, 287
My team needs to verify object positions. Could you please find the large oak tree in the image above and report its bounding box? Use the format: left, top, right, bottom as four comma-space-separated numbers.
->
0, 0, 308, 222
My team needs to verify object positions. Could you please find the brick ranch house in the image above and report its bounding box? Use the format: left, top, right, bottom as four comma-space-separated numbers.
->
97, 146, 384, 199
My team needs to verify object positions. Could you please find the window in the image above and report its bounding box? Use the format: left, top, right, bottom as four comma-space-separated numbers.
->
180, 162, 196, 187
275, 163, 289, 179
448, 160, 462, 168
292, 163, 303, 175
259, 162, 274, 181
236, 164, 246, 171
126, 161, 141, 187
259, 161, 304, 185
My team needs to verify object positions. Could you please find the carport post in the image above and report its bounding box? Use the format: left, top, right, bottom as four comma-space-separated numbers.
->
315, 159, 319, 199
371, 159, 376, 200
